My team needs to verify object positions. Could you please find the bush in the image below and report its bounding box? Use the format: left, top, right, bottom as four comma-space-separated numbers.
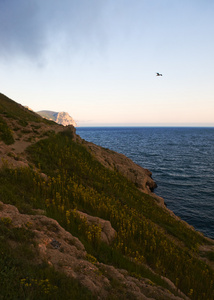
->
0, 116, 14, 144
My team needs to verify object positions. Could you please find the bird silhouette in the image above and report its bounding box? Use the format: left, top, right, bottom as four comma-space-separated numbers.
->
156, 72, 163, 76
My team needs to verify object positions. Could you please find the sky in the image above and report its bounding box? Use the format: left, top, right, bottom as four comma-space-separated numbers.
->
0, 0, 214, 126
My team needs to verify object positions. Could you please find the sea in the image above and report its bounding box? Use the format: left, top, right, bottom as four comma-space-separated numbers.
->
76, 127, 214, 239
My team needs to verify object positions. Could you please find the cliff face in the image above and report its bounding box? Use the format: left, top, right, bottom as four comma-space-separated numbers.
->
0, 93, 214, 300
37, 110, 77, 127
55, 111, 77, 127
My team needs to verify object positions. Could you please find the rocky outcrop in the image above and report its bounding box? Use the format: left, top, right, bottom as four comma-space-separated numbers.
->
76, 210, 117, 244
37, 110, 77, 127
55, 112, 77, 127
76, 137, 168, 207
79, 138, 157, 194
0, 201, 187, 299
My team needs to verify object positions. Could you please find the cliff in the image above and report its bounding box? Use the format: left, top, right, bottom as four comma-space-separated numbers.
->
0, 92, 214, 300
37, 110, 77, 127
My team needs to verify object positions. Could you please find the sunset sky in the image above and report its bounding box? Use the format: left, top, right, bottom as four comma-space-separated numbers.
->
0, 0, 214, 126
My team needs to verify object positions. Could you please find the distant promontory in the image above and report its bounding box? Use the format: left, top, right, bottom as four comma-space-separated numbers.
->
37, 110, 77, 127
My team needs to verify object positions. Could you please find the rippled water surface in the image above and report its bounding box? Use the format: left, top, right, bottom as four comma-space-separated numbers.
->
77, 127, 214, 239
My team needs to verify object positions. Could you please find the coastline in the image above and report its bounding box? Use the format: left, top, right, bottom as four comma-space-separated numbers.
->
76, 126, 214, 240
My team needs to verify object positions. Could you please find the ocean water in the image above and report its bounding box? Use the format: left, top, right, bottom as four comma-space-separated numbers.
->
76, 127, 214, 239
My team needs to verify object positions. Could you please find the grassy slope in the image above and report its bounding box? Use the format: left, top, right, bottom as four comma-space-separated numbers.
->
0, 93, 214, 299
0, 93, 55, 145
0, 93, 45, 124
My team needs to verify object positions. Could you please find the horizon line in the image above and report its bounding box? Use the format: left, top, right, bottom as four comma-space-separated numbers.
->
76, 124, 214, 128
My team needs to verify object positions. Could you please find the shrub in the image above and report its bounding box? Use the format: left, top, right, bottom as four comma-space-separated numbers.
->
0, 116, 14, 144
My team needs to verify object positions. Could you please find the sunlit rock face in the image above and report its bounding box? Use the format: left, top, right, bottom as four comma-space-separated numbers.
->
37, 110, 77, 127
55, 112, 77, 127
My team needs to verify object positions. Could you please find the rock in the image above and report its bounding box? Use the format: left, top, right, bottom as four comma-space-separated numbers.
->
76, 210, 117, 244
37, 110, 77, 127
56, 112, 77, 127
80, 139, 157, 193
50, 239, 61, 249
0, 201, 186, 299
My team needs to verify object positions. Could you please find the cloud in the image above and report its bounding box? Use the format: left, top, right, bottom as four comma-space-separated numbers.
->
0, 0, 106, 62
0, 0, 46, 59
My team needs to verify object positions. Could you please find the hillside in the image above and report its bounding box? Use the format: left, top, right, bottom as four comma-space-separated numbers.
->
0, 92, 214, 300
37, 110, 77, 127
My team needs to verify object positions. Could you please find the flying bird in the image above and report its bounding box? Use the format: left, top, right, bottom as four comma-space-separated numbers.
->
156, 72, 163, 76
